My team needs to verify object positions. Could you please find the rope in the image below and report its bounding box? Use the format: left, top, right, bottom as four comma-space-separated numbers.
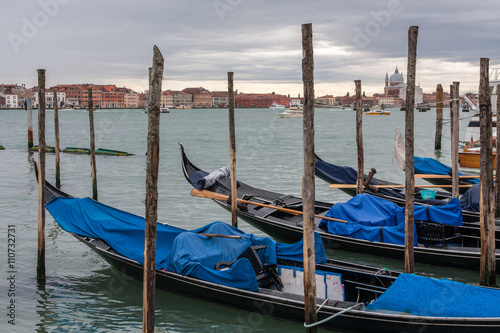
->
303, 303, 363, 328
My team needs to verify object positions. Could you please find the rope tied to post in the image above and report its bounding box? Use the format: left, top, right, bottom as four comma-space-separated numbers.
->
303, 302, 364, 328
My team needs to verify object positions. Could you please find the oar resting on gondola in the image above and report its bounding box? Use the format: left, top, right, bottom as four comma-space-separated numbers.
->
190, 188, 348, 224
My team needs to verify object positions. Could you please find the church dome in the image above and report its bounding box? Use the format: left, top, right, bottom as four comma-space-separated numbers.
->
389, 67, 404, 85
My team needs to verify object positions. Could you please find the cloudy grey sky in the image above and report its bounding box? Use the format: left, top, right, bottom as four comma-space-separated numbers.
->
1, 0, 499, 97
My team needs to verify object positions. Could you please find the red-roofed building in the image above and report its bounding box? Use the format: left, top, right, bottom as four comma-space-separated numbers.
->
183, 87, 212, 108
235, 93, 289, 108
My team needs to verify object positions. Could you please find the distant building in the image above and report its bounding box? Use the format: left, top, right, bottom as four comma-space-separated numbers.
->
160, 90, 174, 108
170, 90, 192, 108
384, 67, 423, 105
31, 87, 66, 108
5, 93, 18, 108
211, 91, 230, 108
315, 95, 334, 106
235, 93, 289, 108
124, 91, 140, 108
183, 87, 211, 108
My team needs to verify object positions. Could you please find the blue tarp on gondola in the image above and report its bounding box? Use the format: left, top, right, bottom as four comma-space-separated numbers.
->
46, 197, 327, 291
414, 156, 480, 184
367, 273, 500, 317
319, 194, 462, 246
315, 160, 380, 186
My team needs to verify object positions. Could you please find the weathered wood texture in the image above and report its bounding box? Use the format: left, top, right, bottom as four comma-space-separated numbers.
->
37, 69, 46, 281
143, 45, 164, 333
404, 26, 418, 274
451, 82, 460, 198
434, 84, 443, 150
88, 88, 98, 201
355, 80, 364, 195
228, 71, 237, 227
496, 85, 500, 218
301, 23, 317, 333
27, 97, 34, 149
54, 91, 61, 189
479, 58, 496, 286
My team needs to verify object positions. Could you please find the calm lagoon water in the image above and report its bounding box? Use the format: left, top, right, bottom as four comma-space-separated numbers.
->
0, 107, 479, 332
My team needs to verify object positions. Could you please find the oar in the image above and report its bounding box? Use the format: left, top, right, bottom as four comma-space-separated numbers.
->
329, 184, 474, 189
199, 233, 242, 239
415, 174, 481, 179
190, 188, 348, 224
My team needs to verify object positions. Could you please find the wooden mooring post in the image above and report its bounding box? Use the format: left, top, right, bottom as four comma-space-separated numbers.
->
496, 85, 500, 218
301, 23, 317, 333
143, 45, 164, 333
27, 97, 34, 149
479, 58, 496, 286
88, 88, 98, 201
355, 80, 364, 195
404, 26, 418, 274
37, 69, 46, 282
54, 91, 61, 189
228, 71, 237, 227
450, 82, 460, 198
434, 84, 443, 150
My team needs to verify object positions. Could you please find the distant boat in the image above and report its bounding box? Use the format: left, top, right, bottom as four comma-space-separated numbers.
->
160, 107, 170, 113
341, 105, 352, 111
365, 109, 390, 115
269, 102, 285, 109
277, 109, 303, 118
176, 105, 191, 109
465, 114, 497, 143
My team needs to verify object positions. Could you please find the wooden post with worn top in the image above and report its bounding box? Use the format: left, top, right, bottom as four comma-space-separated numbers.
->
434, 84, 443, 150
479, 58, 496, 286
228, 71, 237, 227
355, 80, 364, 195
54, 91, 61, 188
37, 69, 46, 282
404, 26, 418, 274
27, 97, 34, 149
301, 23, 317, 333
450, 82, 460, 198
88, 88, 98, 201
143, 45, 164, 333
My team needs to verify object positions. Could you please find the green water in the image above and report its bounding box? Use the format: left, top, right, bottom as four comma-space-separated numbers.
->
0, 107, 480, 332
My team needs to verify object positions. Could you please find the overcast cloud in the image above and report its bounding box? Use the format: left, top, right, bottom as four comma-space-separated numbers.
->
1, 0, 499, 96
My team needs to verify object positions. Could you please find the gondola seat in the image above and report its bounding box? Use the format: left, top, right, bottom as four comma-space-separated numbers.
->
418, 222, 461, 248
216, 245, 283, 291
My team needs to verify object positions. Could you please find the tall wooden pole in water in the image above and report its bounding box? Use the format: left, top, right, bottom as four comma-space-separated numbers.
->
355, 80, 364, 195
434, 84, 443, 150
54, 91, 61, 189
36, 69, 46, 282
301, 23, 317, 332
88, 88, 98, 201
496, 85, 500, 218
27, 97, 34, 149
450, 82, 460, 198
479, 58, 496, 286
228, 71, 238, 227
143, 45, 164, 333
404, 26, 418, 274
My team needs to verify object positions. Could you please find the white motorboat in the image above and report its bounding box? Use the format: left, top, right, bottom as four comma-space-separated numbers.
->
278, 109, 303, 118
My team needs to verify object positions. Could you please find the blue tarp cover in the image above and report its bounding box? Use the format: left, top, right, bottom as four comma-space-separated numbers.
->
414, 156, 480, 184
367, 273, 500, 317
319, 194, 462, 245
46, 197, 327, 291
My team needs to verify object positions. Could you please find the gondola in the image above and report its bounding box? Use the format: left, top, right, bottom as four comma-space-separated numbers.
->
414, 156, 479, 194
314, 153, 482, 222
42, 170, 500, 332
180, 143, 500, 273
